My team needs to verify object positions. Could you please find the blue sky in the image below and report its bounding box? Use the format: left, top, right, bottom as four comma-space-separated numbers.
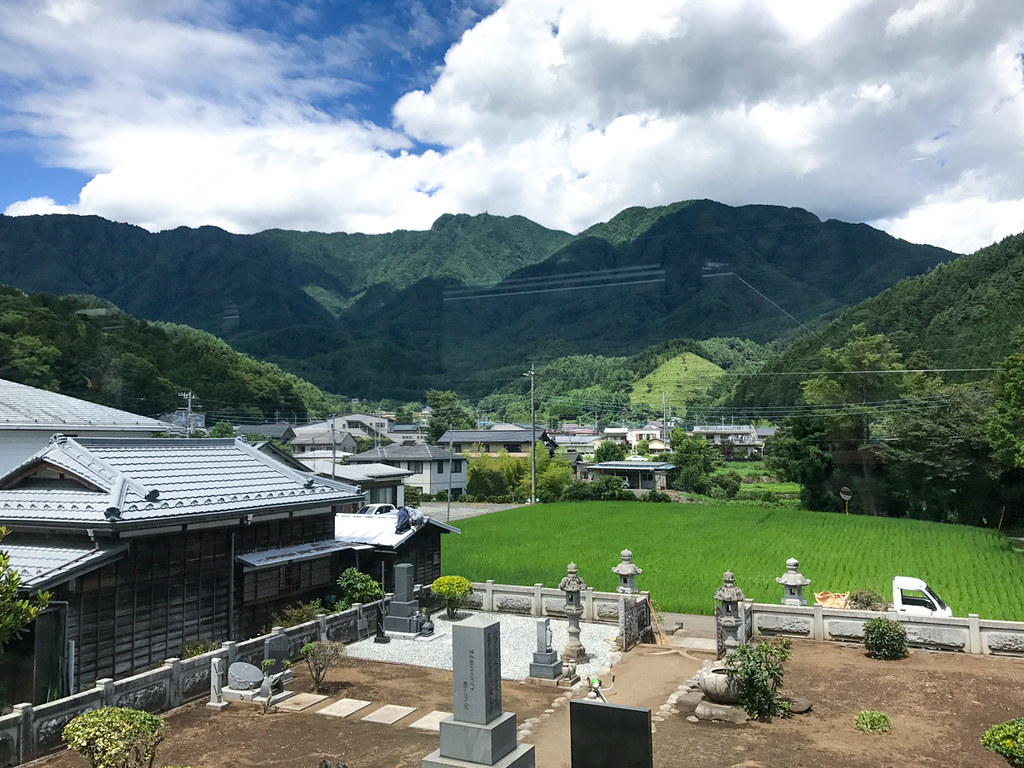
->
2, 0, 1023, 253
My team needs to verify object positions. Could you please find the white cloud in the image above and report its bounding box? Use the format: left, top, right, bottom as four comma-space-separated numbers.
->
0, 0, 1023, 254
4, 197, 73, 217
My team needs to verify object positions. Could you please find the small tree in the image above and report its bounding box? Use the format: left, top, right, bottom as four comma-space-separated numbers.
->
336, 567, 383, 610
594, 441, 626, 463
207, 421, 235, 438
725, 640, 792, 721
63, 707, 165, 768
271, 599, 323, 627
431, 575, 473, 620
0, 526, 50, 658
301, 641, 347, 693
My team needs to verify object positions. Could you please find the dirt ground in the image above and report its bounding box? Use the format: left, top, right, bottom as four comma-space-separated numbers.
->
30, 639, 1024, 768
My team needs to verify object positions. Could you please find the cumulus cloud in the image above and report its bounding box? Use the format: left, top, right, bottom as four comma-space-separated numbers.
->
1, 0, 1023, 253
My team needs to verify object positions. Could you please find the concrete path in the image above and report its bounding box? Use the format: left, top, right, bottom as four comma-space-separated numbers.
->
417, 501, 526, 523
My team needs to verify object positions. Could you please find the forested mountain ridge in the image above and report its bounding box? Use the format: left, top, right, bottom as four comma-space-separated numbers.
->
0, 201, 955, 399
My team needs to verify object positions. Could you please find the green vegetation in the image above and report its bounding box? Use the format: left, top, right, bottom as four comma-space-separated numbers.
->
300, 641, 347, 694
982, 717, 1024, 767
430, 575, 474, 619
335, 568, 383, 610
863, 617, 909, 660
0, 527, 50, 660
442, 503, 1024, 619
270, 599, 323, 627
855, 710, 892, 733
63, 707, 165, 768
725, 639, 792, 722
178, 638, 219, 659
629, 351, 724, 410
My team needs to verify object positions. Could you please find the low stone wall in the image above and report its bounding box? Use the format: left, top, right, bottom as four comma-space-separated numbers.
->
749, 602, 1024, 655
1, 598, 385, 767
463, 580, 646, 625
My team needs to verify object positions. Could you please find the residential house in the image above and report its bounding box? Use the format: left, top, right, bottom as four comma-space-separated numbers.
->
0, 436, 364, 703
626, 423, 663, 450
0, 378, 175, 476
290, 421, 359, 456
601, 427, 629, 446
348, 444, 466, 498
389, 423, 426, 444
438, 429, 537, 458
583, 459, 675, 491
552, 433, 603, 458
318, 462, 413, 507
233, 422, 297, 444
690, 424, 774, 458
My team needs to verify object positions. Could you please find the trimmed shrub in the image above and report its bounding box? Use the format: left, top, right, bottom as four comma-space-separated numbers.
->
849, 589, 887, 611
301, 641, 347, 693
336, 567, 383, 610
63, 707, 165, 768
863, 617, 908, 660
982, 717, 1024, 767
724, 639, 792, 721
855, 710, 891, 733
642, 490, 672, 503
431, 575, 474, 619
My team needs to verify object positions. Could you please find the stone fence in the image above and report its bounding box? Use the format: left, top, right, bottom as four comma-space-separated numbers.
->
464, 579, 649, 625
747, 602, 1024, 655
0, 598, 386, 767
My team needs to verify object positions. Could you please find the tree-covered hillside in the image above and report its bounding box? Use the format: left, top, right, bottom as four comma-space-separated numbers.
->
0, 286, 340, 420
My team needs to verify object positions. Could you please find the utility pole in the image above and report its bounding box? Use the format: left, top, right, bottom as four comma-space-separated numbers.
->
330, 412, 337, 481
178, 391, 194, 435
662, 391, 667, 444
446, 424, 453, 523
523, 364, 536, 504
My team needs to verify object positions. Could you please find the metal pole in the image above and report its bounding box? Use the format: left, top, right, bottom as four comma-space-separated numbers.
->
446, 424, 453, 523
530, 364, 536, 504
330, 412, 337, 481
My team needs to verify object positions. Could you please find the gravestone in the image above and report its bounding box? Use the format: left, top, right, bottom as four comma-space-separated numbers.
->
569, 699, 652, 768
206, 657, 228, 710
527, 618, 562, 680
384, 563, 426, 636
264, 630, 291, 675
422, 616, 535, 768
228, 661, 264, 691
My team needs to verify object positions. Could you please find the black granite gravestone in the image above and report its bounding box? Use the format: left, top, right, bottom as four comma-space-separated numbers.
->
569, 699, 652, 768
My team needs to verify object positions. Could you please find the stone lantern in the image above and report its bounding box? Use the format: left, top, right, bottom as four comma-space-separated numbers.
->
611, 549, 642, 594
713, 571, 747, 659
558, 562, 589, 664
776, 557, 811, 606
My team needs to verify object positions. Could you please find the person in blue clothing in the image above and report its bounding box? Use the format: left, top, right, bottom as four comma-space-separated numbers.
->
395, 503, 411, 533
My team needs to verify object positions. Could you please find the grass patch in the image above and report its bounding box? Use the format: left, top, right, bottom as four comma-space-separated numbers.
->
629, 352, 724, 410
442, 502, 1024, 619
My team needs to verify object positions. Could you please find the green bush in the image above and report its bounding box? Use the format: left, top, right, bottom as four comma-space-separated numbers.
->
560, 476, 635, 502
179, 638, 219, 659
300, 641, 347, 693
336, 567, 383, 610
863, 617, 908, 660
431, 575, 474, 619
855, 710, 891, 733
982, 717, 1024, 767
725, 639, 792, 721
849, 589, 887, 611
271, 599, 323, 627
63, 707, 165, 768
642, 490, 672, 503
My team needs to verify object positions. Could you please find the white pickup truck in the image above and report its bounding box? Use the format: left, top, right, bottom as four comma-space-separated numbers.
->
892, 576, 953, 617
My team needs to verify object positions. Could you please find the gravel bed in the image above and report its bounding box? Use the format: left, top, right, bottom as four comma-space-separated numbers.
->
346, 611, 622, 681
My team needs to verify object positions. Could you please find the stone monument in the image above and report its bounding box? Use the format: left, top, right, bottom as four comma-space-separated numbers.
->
611, 549, 642, 594
714, 571, 751, 659
422, 616, 534, 768
206, 657, 228, 711
776, 557, 811, 606
558, 562, 588, 664
569, 699, 653, 768
526, 618, 562, 684
384, 563, 426, 637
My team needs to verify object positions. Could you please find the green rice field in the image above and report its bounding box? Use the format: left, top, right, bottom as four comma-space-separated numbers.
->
442, 502, 1024, 620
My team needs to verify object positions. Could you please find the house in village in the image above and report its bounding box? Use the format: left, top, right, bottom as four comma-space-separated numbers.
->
233, 422, 297, 444
348, 444, 466, 498
0, 378, 174, 475
290, 421, 359, 457
0, 436, 456, 704
583, 459, 675, 491
552, 433, 603, 458
438, 428, 534, 458
690, 424, 775, 458
313, 462, 413, 508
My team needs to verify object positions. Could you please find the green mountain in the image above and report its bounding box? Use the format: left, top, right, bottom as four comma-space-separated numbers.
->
731, 231, 1024, 407
0, 201, 955, 400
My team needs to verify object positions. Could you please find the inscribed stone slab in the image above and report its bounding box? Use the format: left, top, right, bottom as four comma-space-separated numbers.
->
362, 704, 417, 724
316, 698, 372, 718
569, 699, 652, 768
452, 615, 502, 725
409, 710, 452, 732
276, 693, 328, 712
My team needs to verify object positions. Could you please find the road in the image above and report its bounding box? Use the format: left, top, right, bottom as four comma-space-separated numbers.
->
416, 500, 526, 523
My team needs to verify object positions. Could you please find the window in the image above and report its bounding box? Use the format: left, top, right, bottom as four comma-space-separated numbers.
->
435, 460, 445, 474
452, 460, 463, 473
507, 444, 521, 453
407, 461, 423, 473
453, 443, 462, 452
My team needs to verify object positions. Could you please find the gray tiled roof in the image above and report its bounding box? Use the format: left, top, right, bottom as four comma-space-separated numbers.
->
348, 444, 461, 462
437, 430, 535, 444
4, 537, 128, 589
0, 378, 172, 431
0, 437, 362, 528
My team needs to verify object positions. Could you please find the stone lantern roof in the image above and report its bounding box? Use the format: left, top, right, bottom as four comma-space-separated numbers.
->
611, 549, 642, 577
713, 571, 746, 602
775, 557, 811, 587
558, 562, 588, 593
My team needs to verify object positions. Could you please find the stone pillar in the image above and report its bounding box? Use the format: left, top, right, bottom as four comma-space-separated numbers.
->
558, 563, 588, 664
775, 557, 811, 606
13, 703, 34, 765
206, 657, 229, 710
611, 549, 642, 594
528, 618, 562, 680
714, 571, 746, 659
384, 563, 425, 635
422, 616, 535, 768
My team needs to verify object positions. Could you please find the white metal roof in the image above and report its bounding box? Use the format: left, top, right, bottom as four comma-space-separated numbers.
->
0, 378, 172, 432
334, 514, 460, 548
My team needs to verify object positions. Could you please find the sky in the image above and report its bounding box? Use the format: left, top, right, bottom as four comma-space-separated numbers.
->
1, 0, 1023, 254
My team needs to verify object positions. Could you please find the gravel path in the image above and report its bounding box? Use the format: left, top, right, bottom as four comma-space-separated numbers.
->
346, 610, 621, 682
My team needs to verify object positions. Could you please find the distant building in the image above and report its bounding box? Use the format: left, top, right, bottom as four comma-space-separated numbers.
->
584, 459, 675, 491
348, 444, 466, 498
